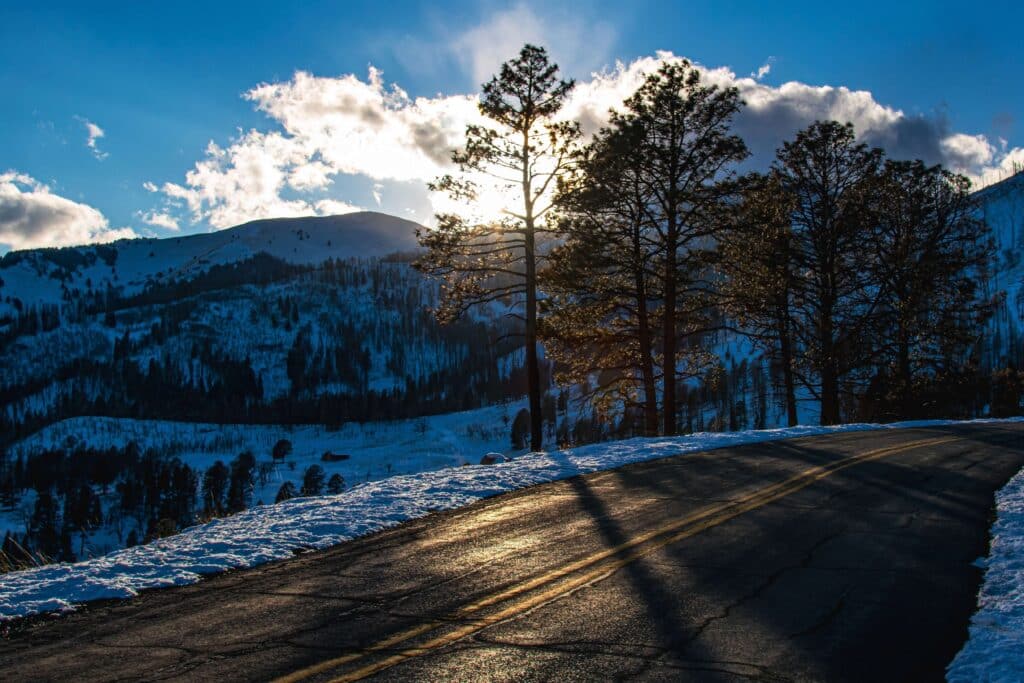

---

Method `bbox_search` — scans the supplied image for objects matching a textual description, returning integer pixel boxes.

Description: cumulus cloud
[565,52,1024,187]
[751,58,774,81]
[75,117,108,160]
[136,210,180,231]
[157,68,479,228]
[0,172,136,251]
[154,51,1023,231]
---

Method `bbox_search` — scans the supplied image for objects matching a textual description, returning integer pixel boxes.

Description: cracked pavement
[1,423,1023,682]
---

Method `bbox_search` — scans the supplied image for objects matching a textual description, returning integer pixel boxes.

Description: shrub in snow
[301,465,326,496]
[202,461,229,516]
[275,481,297,503]
[511,408,530,449]
[326,474,346,495]
[479,452,507,465]
[272,439,293,463]
[227,452,256,513]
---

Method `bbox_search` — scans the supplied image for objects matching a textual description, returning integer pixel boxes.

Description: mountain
[0,212,422,317]
[0,212,530,446]
[976,172,1024,367]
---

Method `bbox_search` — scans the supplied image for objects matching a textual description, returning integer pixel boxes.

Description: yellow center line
[276,435,959,683]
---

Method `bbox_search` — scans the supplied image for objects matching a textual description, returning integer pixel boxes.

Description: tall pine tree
[869,159,996,417]
[619,60,748,434]
[718,172,800,426]
[773,121,882,425]
[416,44,579,451]
[545,119,663,434]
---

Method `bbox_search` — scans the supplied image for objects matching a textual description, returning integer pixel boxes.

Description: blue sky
[2,0,1022,252]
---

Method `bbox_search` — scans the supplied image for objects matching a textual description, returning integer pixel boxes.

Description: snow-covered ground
[0,403,529,557]
[2,417,1019,621]
[947,465,1024,683]
[11,405,525,496]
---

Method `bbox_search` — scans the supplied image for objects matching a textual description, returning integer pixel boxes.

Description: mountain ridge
[0,211,424,315]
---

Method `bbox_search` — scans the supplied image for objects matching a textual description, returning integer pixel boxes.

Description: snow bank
[1,417,1019,621]
[947,465,1024,683]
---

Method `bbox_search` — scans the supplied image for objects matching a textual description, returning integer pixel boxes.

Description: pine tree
[416,44,579,451]
[869,159,997,417]
[275,481,298,503]
[300,465,325,496]
[326,473,346,495]
[545,119,663,434]
[718,173,800,425]
[202,460,229,516]
[773,121,882,424]
[227,451,256,513]
[627,60,748,434]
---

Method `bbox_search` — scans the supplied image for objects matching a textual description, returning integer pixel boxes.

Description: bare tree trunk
[777,310,799,427]
[524,228,543,451]
[663,220,678,436]
[636,272,659,436]
[898,324,912,418]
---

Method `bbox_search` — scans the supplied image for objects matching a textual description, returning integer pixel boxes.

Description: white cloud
[752,58,773,81]
[76,117,108,160]
[0,171,136,251]
[136,210,180,231]
[941,133,996,170]
[154,51,1024,231]
[565,52,1024,188]
[157,68,480,228]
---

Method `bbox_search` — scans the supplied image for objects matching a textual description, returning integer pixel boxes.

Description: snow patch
[947,464,1024,683]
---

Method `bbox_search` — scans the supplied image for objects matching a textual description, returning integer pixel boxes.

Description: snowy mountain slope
[0,401,531,561]
[0,210,531,454]
[977,172,1024,365]
[0,212,421,315]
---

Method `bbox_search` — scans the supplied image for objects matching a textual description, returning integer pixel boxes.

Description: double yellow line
[278,435,959,683]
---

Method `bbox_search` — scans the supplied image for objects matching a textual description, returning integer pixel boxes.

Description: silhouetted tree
[272,439,292,464]
[417,44,579,451]
[227,451,256,513]
[275,481,298,503]
[773,121,882,424]
[300,465,325,496]
[326,473,346,495]
[202,461,229,516]
[869,159,997,417]
[618,60,747,434]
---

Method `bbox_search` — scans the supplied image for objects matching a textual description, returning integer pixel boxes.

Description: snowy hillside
[0,214,531,450]
[977,172,1024,366]
[0,401,538,562]
[0,212,420,316]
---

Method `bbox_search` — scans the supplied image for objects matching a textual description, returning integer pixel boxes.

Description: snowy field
[10,404,526,499]
[948,466,1024,683]
[2,416,1021,622]
[0,403,527,556]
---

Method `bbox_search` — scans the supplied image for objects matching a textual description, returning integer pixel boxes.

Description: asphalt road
[2,423,1023,682]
